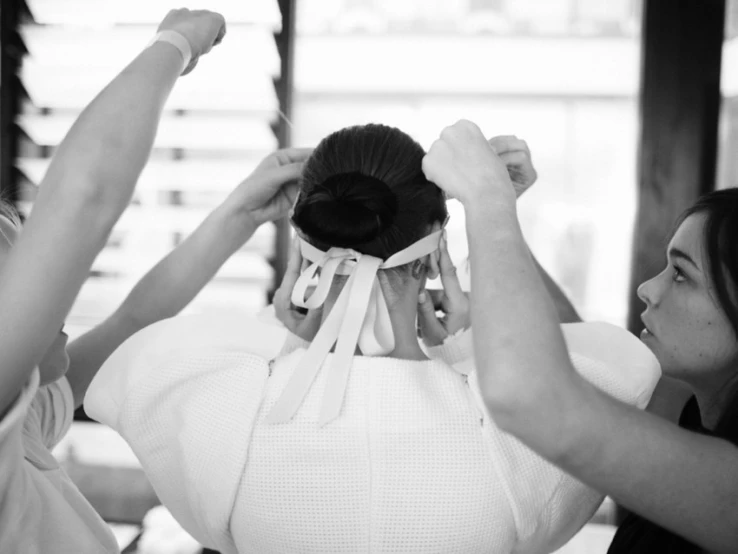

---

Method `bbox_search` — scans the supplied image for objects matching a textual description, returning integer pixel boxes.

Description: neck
[386,299,428,361]
[689,370,737,430]
[320,278,427,361]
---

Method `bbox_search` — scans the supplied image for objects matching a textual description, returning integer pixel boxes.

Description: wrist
[465,197,517,225]
[148,30,192,74]
[209,202,259,250]
[465,202,523,252]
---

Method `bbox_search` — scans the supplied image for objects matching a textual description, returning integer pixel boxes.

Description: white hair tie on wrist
[148,30,192,74]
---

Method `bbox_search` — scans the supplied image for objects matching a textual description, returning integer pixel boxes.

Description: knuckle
[457,119,477,132]
[439,127,452,140]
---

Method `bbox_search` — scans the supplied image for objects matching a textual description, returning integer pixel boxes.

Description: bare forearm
[531,254,581,323]
[67,206,255,406]
[117,205,255,327]
[465,204,578,456]
[562,384,738,553]
[0,43,184,415]
[40,43,182,212]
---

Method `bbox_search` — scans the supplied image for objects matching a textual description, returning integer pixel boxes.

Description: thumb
[417,290,448,347]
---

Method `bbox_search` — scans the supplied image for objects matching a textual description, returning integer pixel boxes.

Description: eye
[672,265,686,283]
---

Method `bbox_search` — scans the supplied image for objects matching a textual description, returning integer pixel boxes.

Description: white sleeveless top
[85,315,660,554]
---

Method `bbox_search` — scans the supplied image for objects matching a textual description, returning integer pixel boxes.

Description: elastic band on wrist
[148,30,192,74]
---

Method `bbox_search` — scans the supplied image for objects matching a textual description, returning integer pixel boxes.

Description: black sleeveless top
[607,397,705,554]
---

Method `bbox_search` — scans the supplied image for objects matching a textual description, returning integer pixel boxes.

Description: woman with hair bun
[85,124,660,554]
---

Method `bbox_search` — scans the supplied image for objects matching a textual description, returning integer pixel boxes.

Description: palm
[248,183,296,224]
[227,148,312,226]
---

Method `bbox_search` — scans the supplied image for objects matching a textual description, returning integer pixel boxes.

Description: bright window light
[18,114,279,151]
[26,0,281,29]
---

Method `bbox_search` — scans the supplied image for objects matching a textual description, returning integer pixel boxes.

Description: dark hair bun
[293,171,398,248]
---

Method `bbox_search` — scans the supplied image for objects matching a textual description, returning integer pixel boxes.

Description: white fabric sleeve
[84,314,285,425]
[28,377,74,450]
[0,368,39,452]
[84,314,283,553]
[0,370,40,542]
[474,321,660,554]
[424,328,473,367]
[515,322,660,553]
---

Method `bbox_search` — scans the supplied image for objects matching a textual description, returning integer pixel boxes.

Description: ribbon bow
[266,231,443,426]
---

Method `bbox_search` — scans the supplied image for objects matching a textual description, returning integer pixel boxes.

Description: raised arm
[0,9,226,417]
[489,135,581,324]
[67,148,311,407]
[422,120,738,554]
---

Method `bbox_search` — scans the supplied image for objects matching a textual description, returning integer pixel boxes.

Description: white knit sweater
[85,315,660,554]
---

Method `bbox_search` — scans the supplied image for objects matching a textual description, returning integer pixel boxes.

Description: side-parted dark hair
[292,124,447,265]
[676,188,738,444]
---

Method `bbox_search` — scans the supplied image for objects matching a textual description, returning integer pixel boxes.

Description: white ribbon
[266,231,443,426]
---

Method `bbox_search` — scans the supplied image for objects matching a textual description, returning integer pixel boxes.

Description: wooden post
[622,0,726,524]
[0,0,26,204]
[627,0,725,335]
[268,0,297,303]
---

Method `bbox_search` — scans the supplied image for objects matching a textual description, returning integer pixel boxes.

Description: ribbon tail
[266,287,349,424]
[318,258,382,426]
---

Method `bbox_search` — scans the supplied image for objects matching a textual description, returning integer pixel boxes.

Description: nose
[637,273,661,307]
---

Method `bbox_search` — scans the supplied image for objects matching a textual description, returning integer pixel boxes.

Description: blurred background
[0,0,735,551]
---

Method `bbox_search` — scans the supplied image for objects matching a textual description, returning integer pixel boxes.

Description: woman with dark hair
[86,123,659,553]
[423,119,738,554]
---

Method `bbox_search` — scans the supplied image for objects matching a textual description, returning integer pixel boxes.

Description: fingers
[425,289,446,310]
[498,150,535,180]
[438,235,465,305]
[281,181,299,207]
[423,120,512,206]
[298,306,324,341]
[214,19,227,46]
[490,137,536,196]
[275,147,314,165]
[498,150,529,166]
[237,161,303,204]
[264,161,305,186]
[417,290,448,347]
[488,135,530,156]
[440,119,486,141]
[283,234,303,289]
[273,236,302,316]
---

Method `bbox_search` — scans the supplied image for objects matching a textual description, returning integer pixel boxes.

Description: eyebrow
[668,247,701,272]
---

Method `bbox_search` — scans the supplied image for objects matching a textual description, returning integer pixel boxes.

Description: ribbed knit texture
[86,316,660,554]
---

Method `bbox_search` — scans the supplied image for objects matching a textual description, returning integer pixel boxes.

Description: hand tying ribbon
[266,230,443,426]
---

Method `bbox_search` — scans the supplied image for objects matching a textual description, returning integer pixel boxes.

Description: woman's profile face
[637,213,738,386]
[0,216,70,386]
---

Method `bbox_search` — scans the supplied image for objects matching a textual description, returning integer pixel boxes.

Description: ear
[426,221,443,279]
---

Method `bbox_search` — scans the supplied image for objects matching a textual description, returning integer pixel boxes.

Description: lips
[640,314,655,337]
